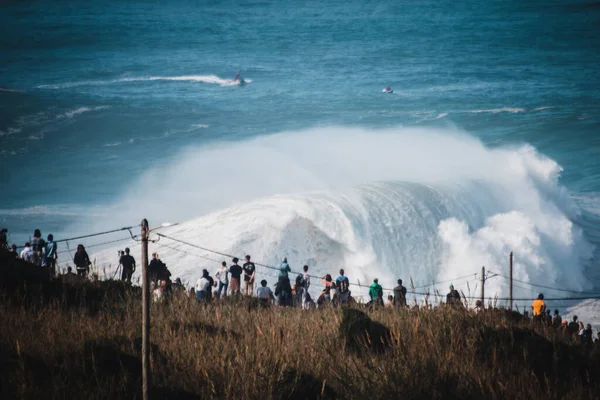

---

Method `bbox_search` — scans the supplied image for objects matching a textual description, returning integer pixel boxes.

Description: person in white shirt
[153,280,168,303]
[214,261,229,299]
[296,265,311,310]
[20,242,34,263]
[256,279,274,305]
[195,269,211,302]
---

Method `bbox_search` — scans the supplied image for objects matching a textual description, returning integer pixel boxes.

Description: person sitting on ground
[215,261,229,299]
[385,294,394,308]
[229,257,243,295]
[195,269,212,302]
[172,278,185,292]
[62,266,77,282]
[296,265,311,310]
[568,315,580,335]
[9,244,18,259]
[43,234,58,277]
[531,294,546,322]
[318,274,335,307]
[446,284,462,306]
[336,269,350,306]
[278,257,291,280]
[20,242,34,263]
[369,278,384,305]
[73,244,91,278]
[257,279,274,305]
[393,279,407,307]
[243,255,256,296]
[552,309,562,327]
[120,247,136,283]
[153,280,169,303]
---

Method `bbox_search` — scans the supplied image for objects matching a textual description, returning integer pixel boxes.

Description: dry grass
[1,274,599,399]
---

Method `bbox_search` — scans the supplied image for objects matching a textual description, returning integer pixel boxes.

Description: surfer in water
[234,73,244,84]
[383,86,393,93]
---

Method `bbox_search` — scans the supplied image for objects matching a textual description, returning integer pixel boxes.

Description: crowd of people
[159,255,413,311]
[2,227,599,345]
[2,228,59,277]
[530,293,599,345]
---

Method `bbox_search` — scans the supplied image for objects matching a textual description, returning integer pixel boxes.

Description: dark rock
[339,308,392,354]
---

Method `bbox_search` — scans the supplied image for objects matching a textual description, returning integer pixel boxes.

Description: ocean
[1,0,599,312]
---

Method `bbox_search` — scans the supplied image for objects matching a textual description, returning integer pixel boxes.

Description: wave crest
[89,127,595,298]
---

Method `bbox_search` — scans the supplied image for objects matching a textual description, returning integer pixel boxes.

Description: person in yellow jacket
[531,293,546,322]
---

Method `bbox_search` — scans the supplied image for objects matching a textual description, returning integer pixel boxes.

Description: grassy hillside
[1,254,599,399]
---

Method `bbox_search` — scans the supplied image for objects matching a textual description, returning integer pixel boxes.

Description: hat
[449,284,454,290]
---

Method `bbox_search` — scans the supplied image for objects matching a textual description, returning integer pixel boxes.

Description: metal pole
[480,266,485,310]
[141,219,150,400]
[509,252,513,311]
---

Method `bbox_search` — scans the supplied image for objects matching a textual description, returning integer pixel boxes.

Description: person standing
[119,247,136,283]
[552,310,562,327]
[31,229,44,266]
[73,244,91,278]
[336,269,350,306]
[278,257,291,280]
[43,234,58,277]
[275,276,292,307]
[531,294,546,322]
[393,279,407,307]
[20,242,34,263]
[243,255,256,296]
[369,278,383,305]
[215,261,229,298]
[296,265,311,310]
[0,228,8,250]
[195,269,211,302]
[229,257,243,295]
[446,285,462,306]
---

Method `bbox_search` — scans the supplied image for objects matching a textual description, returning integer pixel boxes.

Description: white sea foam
[533,106,555,111]
[37,75,251,89]
[470,107,525,114]
[436,113,448,119]
[0,127,21,137]
[58,105,109,119]
[88,127,595,303]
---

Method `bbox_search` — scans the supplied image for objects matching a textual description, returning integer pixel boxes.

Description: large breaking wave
[92,127,595,300]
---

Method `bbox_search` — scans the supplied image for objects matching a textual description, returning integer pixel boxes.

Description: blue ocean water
[1,0,599,295]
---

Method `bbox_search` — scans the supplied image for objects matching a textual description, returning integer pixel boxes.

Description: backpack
[295,274,306,290]
[337,276,349,294]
